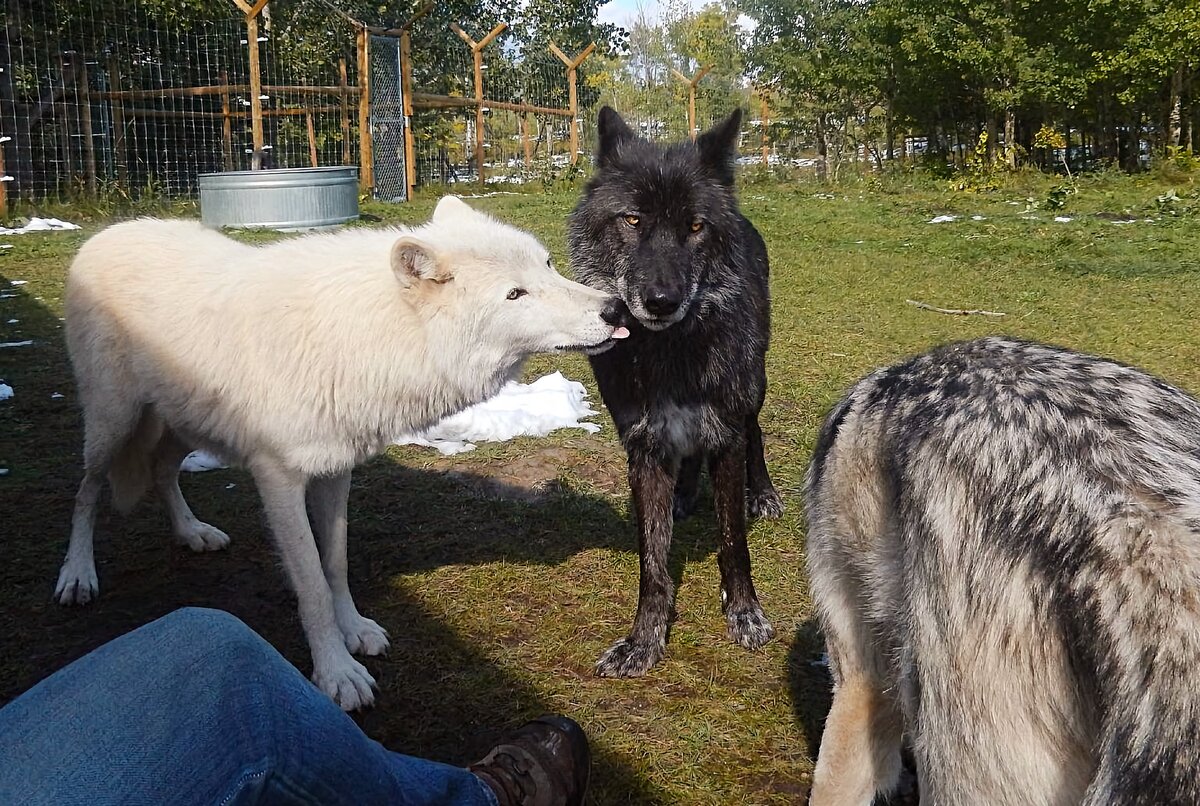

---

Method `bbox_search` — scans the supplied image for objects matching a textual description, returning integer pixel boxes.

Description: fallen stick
[906,299,1007,317]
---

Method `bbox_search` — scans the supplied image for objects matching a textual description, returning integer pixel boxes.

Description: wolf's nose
[600,297,628,326]
[644,288,681,317]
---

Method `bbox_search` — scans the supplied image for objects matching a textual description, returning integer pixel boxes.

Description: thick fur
[806,336,1200,805]
[57,197,624,710]
[568,107,783,677]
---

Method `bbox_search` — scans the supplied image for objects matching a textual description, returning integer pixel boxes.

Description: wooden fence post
[305,111,318,166]
[357,27,373,192]
[108,55,129,181]
[452,22,507,184]
[521,108,531,168]
[671,63,713,139]
[399,31,416,196]
[246,14,264,159]
[338,58,351,166]
[549,42,595,165]
[78,58,96,195]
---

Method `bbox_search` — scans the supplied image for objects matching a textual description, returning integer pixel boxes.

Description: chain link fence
[1,1,805,214]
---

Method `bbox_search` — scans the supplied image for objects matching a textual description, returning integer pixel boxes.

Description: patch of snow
[455,191,521,198]
[0,244,12,249]
[1054,216,1073,223]
[0,383,12,401]
[394,372,601,456]
[0,293,16,298]
[0,468,8,476]
[0,217,81,236]
[9,279,27,285]
[0,340,32,348]
[1021,215,1040,221]
[50,392,63,399]
[180,451,228,472]
[971,215,987,221]
[6,319,16,323]
[225,483,236,490]
[1111,219,1136,225]
[927,214,958,224]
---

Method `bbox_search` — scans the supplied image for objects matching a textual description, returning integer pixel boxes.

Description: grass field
[1,170,1198,803]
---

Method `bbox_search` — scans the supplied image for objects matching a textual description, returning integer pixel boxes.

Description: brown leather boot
[468,715,590,806]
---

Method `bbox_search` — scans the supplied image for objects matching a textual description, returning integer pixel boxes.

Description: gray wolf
[567,107,783,677]
[55,197,627,710]
[806,336,1200,805]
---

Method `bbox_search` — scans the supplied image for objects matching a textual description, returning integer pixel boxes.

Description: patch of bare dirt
[422,438,628,502]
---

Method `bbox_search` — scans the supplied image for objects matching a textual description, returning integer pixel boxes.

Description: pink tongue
[611,326,630,339]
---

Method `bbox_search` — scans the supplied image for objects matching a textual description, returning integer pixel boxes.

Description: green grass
[1,172,1199,803]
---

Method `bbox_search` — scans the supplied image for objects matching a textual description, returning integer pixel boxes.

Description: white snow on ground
[1054,216,1073,222]
[9,280,27,285]
[928,214,959,223]
[0,383,12,401]
[0,340,32,348]
[971,215,987,221]
[181,372,603,470]
[181,451,228,472]
[394,371,601,455]
[0,217,81,236]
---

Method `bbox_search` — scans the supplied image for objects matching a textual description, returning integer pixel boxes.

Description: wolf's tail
[107,411,163,514]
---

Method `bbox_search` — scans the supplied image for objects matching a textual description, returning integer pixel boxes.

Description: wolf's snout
[600,297,630,326]
[644,286,683,317]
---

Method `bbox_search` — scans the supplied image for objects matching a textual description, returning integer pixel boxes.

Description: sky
[596,0,757,33]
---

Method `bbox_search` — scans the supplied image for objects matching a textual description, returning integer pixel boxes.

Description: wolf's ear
[596,106,635,167]
[431,195,478,224]
[391,235,452,287]
[696,109,743,186]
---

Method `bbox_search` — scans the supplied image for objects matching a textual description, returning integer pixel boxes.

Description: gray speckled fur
[806,336,1200,805]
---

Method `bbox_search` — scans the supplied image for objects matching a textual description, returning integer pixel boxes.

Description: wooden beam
[0,144,7,219]
[671,63,714,139]
[410,93,569,118]
[357,28,372,191]
[230,0,252,14]
[107,55,128,182]
[306,111,318,167]
[550,42,596,164]
[400,30,416,198]
[760,92,769,167]
[246,0,269,20]
[339,58,351,165]
[401,1,434,31]
[78,58,96,195]
[220,70,234,171]
[246,14,265,156]
[453,23,508,184]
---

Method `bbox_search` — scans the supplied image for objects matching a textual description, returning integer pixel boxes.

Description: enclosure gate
[369,35,408,202]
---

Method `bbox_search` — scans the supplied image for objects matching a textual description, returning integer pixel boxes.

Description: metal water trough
[198,166,360,230]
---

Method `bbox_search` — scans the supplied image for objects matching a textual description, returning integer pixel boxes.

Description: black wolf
[806,336,1200,805]
[568,107,783,677]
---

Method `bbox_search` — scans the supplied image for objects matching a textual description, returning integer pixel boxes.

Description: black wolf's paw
[594,636,665,678]
[673,488,699,521]
[725,602,775,650]
[748,488,784,520]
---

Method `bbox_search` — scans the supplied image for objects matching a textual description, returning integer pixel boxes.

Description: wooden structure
[451,23,507,183]
[550,41,596,164]
[672,64,714,140]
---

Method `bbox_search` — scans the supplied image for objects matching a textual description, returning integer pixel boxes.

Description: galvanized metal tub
[198,166,359,230]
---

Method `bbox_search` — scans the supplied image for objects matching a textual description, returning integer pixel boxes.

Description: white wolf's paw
[748,488,784,520]
[313,654,377,711]
[340,614,390,657]
[725,602,775,650]
[594,635,665,678]
[176,521,230,552]
[54,561,99,605]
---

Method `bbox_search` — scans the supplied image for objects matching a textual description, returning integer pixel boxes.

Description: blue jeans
[0,608,497,805]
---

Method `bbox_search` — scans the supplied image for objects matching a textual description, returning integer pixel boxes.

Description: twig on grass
[906,299,1007,317]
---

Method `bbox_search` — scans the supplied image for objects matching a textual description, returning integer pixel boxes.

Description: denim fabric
[0,608,497,806]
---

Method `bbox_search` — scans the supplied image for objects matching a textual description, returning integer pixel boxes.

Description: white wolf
[56,197,627,710]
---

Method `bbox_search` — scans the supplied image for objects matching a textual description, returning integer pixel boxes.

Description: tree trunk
[986,115,998,162]
[1004,107,1017,167]
[815,112,829,182]
[885,97,895,162]
[1168,63,1184,148]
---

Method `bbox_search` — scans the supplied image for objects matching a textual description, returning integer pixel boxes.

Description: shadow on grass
[0,271,689,802]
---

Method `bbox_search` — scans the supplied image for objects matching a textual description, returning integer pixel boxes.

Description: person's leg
[0,608,496,806]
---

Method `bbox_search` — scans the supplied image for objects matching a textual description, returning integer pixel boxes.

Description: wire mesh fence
[1,1,802,214]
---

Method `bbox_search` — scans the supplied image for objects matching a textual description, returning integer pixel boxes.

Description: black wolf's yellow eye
[506,288,527,300]
[690,220,704,233]
[623,214,641,227]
